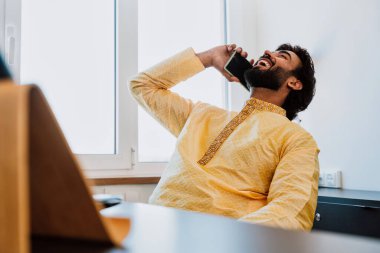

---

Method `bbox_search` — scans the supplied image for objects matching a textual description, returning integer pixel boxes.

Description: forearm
[196,50,214,68]
[239,191,318,231]
[128,48,205,137]
[239,135,320,231]
[129,48,205,94]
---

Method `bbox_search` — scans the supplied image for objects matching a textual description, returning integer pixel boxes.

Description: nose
[264,50,273,57]
[263,50,276,63]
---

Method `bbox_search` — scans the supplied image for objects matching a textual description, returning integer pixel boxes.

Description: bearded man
[129,44,319,231]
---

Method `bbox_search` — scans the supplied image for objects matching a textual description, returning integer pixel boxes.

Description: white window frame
[2,0,247,178]
[0,0,5,59]
[2,0,22,83]
[225,0,258,112]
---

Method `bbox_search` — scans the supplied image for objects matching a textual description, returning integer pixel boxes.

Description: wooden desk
[32,202,380,253]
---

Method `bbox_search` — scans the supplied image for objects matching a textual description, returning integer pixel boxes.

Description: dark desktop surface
[318,188,380,206]
[33,202,380,253]
[315,188,380,239]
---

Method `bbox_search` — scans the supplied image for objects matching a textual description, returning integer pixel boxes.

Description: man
[129,44,319,231]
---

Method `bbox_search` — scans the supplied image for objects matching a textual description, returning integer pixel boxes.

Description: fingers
[227,44,236,52]
[238,49,248,58]
[250,59,255,65]
[223,72,240,83]
[228,44,249,58]
[230,76,240,82]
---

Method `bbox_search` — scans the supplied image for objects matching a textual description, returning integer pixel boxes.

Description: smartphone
[224,50,253,91]
[0,55,11,80]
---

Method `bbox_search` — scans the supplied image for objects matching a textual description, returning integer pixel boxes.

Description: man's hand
[196,44,254,82]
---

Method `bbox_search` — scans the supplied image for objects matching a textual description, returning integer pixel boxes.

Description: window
[3,0,228,177]
[137,0,226,162]
[20,0,116,154]
[0,0,5,54]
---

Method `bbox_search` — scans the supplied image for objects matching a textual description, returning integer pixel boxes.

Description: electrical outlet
[319,173,326,186]
[319,170,342,188]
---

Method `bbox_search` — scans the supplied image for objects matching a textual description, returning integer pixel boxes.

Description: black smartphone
[224,50,253,91]
[0,55,11,80]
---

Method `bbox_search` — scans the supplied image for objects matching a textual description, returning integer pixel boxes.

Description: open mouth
[254,56,274,70]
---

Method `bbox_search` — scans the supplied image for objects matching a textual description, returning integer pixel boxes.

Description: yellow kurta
[129,48,320,231]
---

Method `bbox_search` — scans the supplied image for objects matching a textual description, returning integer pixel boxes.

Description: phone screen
[224,51,253,91]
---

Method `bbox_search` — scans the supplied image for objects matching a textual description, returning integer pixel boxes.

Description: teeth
[259,59,270,68]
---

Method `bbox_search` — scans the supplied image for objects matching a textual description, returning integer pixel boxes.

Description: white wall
[229,0,380,191]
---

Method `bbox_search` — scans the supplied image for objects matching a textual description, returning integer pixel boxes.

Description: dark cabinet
[313,188,380,239]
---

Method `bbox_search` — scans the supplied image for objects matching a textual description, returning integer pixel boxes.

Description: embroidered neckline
[245,97,286,117]
[197,97,286,166]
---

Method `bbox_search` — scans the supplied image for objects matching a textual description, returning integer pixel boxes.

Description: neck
[250,87,286,107]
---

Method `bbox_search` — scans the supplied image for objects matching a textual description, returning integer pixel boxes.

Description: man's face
[245,49,302,91]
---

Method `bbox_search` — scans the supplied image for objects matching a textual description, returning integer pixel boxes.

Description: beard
[244,66,291,91]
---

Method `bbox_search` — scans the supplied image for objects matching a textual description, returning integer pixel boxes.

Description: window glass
[20,0,115,154]
[138,0,225,162]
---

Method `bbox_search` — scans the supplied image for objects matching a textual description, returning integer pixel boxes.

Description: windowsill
[84,168,162,186]
[89,176,160,186]
[83,166,165,180]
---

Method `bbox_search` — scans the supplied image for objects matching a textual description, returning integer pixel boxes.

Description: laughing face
[245,49,302,91]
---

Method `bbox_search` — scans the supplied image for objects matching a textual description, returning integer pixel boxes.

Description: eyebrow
[278,50,292,60]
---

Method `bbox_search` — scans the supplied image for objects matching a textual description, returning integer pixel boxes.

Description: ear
[286,77,303,91]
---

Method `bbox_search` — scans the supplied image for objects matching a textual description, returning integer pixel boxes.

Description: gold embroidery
[197,98,286,166]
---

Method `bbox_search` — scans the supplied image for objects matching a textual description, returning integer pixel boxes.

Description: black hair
[277,44,316,120]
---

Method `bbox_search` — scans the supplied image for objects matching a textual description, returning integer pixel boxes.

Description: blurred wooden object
[0,81,30,253]
[0,82,130,253]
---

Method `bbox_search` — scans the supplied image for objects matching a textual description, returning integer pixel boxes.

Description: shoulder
[192,101,228,115]
[281,121,319,153]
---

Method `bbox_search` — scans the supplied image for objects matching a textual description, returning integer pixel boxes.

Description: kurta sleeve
[129,48,205,137]
[239,132,320,231]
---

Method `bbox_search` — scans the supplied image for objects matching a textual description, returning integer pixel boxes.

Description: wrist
[196,50,213,68]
